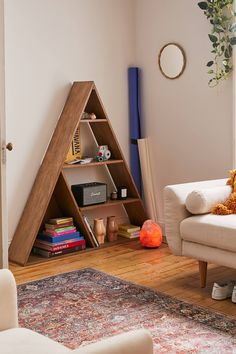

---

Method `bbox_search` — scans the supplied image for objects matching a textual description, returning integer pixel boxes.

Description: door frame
[0,0,8,268]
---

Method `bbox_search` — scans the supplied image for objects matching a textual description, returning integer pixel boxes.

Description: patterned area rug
[18,268,236,353]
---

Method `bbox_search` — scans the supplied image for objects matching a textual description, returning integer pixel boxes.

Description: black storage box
[71,182,107,207]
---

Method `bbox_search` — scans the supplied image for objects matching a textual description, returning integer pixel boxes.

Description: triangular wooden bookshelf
[9,81,147,266]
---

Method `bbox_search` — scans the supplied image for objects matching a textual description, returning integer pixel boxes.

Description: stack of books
[33,217,86,258]
[118,224,141,239]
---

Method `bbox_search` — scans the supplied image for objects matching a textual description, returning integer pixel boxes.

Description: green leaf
[209,34,218,42]
[198,2,208,10]
[214,26,224,33]
[229,23,236,32]
[230,37,236,45]
[225,47,232,58]
[206,61,214,67]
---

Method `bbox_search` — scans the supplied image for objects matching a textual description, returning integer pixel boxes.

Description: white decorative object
[138,138,158,221]
[185,186,231,215]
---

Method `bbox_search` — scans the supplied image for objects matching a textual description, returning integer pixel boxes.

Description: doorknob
[6,143,13,151]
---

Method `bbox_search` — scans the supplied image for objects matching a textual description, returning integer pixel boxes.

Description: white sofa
[0,269,153,354]
[164,178,236,287]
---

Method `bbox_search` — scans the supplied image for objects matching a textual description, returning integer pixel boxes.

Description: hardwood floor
[10,241,236,319]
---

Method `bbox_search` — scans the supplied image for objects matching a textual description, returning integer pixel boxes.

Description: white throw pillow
[186,185,232,214]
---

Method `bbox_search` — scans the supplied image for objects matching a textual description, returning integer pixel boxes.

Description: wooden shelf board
[79,197,140,211]
[26,237,136,265]
[80,119,107,123]
[63,159,123,169]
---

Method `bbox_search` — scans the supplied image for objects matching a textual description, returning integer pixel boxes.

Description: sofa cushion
[180,214,236,252]
[185,185,231,214]
[0,327,71,354]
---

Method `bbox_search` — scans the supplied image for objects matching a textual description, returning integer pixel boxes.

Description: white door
[0,0,8,269]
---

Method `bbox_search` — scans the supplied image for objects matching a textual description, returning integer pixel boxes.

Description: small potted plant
[198,0,236,86]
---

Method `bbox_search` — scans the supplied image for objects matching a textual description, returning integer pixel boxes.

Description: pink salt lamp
[140,220,162,248]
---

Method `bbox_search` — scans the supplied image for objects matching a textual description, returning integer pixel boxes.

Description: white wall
[4,0,234,241]
[135,0,233,223]
[4,0,135,241]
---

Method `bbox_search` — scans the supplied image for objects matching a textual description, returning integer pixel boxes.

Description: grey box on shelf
[71,182,107,207]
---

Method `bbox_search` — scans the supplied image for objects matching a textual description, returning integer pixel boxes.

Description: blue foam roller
[128,67,142,194]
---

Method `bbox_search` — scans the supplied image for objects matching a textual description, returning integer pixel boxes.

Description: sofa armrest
[0,269,18,331]
[72,329,153,354]
[164,178,227,255]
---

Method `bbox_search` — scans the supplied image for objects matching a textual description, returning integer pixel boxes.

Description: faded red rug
[18,268,236,353]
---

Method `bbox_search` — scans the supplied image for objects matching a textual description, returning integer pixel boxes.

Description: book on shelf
[45,223,74,231]
[43,228,76,236]
[34,238,85,252]
[118,224,140,233]
[48,217,73,225]
[65,157,93,165]
[33,242,86,258]
[83,215,99,247]
[37,231,82,243]
[118,230,140,239]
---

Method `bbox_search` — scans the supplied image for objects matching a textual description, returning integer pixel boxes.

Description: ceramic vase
[106,216,118,242]
[93,218,106,244]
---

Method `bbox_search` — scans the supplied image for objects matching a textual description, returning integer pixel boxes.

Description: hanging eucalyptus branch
[198,0,236,87]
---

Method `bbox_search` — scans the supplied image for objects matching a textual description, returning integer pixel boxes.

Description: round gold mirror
[158,43,186,79]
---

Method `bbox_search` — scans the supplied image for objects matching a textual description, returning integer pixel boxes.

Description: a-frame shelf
[9,81,147,266]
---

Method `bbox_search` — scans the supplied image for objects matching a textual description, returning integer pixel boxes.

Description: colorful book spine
[43,228,76,236]
[118,224,140,233]
[118,231,140,239]
[45,223,74,231]
[33,243,86,258]
[37,232,82,243]
[48,217,73,225]
[34,238,85,252]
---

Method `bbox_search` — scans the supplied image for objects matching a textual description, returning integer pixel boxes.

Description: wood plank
[80,119,107,123]
[26,236,133,265]
[79,197,140,211]
[63,159,123,169]
[10,243,236,318]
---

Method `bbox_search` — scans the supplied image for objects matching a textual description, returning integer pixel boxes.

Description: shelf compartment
[84,89,107,119]
[63,159,124,169]
[123,200,147,226]
[54,171,96,247]
[79,197,140,211]
[89,121,123,160]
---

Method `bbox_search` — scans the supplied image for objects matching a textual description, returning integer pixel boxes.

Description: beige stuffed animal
[212,169,236,215]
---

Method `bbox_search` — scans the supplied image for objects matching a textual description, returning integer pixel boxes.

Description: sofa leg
[198,261,207,288]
